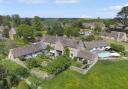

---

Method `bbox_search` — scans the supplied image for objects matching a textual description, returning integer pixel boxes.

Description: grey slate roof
[11,42,46,58]
[42,35,83,49]
[0,34,3,40]
[77,50,98,60]
[101,31,126,40]
[84,40,108,49]
[58,37,82,49]
[41,35,58,44]
[0,25,4,32]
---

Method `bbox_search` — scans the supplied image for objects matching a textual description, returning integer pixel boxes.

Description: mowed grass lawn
[42,60,128,89]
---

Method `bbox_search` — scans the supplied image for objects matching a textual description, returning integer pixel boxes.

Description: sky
[0,0,128,18]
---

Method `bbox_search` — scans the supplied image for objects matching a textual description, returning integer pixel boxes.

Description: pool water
[98,51,111,58]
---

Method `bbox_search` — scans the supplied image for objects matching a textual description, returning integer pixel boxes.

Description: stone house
[0,25,4,33]
[9,27,16,40]
[79,29,93,36]
[41,35,98,63]
[77,50,98,64]
[84,40,109,51]
[8,42,46,60]
[41,35,58,48]
[54,37,84,58]
[82,22,106,30]
[101,31,127,42]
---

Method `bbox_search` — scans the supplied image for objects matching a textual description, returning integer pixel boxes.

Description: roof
[101,31,126,40]
[9,27,16,35]
[0,25,4,32]
[41,35,58,44]
[82,23,95,28]
[0,34,3,40]
[42,35,83,49]
[11,42,46,58]
[77,50,98,60]
[58,37,82,49]
[84,40,108,49]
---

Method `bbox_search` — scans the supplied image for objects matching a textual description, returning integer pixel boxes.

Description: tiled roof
[77,50,98,60]
[11,42,46,58]
[84,40,108,49]
[101,31,126,40]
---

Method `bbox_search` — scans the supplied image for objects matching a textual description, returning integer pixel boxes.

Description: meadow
[42,60,128,89]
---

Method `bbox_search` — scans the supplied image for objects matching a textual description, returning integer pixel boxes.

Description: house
[55,37,84,58]
[79,29,92,36]
[77,50,98,64]
[8,42,46,60]
[41,35,58,48]
[84,40,109,51]
[82,22,106,30]
[101,31,127,42]
[41,35,85,58]
[82,23,95,29]
[9,27,16,40]
[0,34,3,40]
[0,25,4,33]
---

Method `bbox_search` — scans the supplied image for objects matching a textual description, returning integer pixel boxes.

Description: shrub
[26,59,39,69]
[43,56,71,74]
[110,43,125,52]
[85,35,95,41]
[17,81,29,89]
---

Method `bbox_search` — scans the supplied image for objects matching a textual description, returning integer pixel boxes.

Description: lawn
[41,60,128,89]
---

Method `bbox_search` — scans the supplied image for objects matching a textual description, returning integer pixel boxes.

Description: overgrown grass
[42,60,128,89]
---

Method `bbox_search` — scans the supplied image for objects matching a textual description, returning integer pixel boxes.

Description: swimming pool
[98,51,111,58]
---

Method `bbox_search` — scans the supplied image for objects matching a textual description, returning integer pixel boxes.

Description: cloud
[80,15,92,18]
[55,0,80,4]
[18,0,47,4]
[0,0,47,4]
[103,3,128,11]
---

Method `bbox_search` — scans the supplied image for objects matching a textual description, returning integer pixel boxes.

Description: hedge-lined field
[42,60,128,89]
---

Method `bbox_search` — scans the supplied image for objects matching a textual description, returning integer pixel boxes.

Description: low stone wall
[30,68,55,80]
[70,66,87,74]
[70,59,98,74]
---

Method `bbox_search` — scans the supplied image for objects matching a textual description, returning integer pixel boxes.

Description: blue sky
[0,0,128,18]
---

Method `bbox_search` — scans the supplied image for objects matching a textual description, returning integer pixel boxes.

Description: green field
[42,60,128,89]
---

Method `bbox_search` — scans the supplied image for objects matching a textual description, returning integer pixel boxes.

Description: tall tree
[2,28,9,38]
[116,6,128,26]
[21,18,31,26]
[2,15,11,28]
[0,15,3,25]
[12,14,21,27]
[16,24,35,42]
[32,16,42,31]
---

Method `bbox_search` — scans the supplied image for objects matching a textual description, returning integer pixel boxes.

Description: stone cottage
[8,42,46,60]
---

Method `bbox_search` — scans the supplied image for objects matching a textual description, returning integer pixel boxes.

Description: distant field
[42,60,128,89]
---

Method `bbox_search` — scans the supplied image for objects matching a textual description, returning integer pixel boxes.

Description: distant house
[84,40,109,51]
[79,29,92,36]
[101,31,127,42]
[0,34,3,40]
[82,23,95,29]
[77,50,98,64]
[9,27,16,40]
[82,22,106,30]
[0,25,4,33]
[8,42,46,60]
